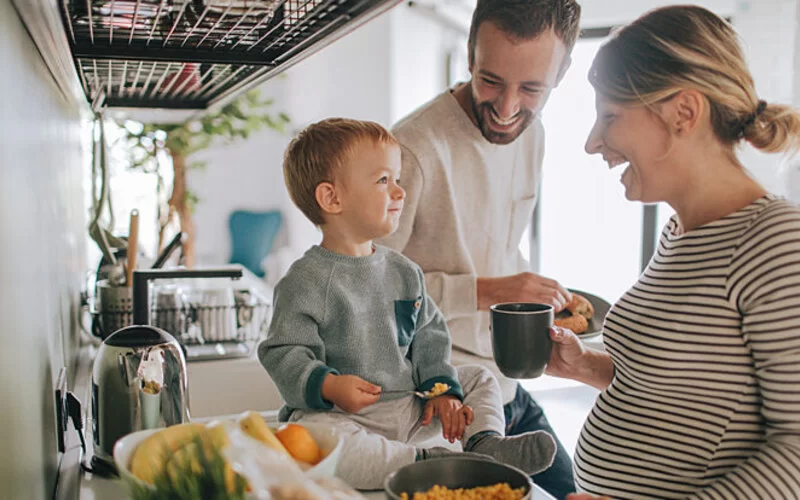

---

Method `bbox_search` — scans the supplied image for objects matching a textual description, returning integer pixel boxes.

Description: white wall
[582,0,800,199]
[1,1,88,497]
[190,0,800,271]
[191,77,293,267]
[735,0,800,195]
[191,12,397,269]
[390,3,454,123]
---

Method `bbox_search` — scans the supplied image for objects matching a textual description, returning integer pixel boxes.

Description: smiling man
[378,1,581,498]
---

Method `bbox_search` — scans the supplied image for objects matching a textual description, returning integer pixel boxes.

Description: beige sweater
[378,90,545,404]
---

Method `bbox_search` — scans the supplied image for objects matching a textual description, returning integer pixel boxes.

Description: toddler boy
[258,118,555,489]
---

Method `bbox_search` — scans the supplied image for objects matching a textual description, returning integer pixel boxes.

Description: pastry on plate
[566,293,594,319]
[554,313,589,334]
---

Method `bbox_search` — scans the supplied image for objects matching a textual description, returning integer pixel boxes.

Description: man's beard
[471,97,534,145]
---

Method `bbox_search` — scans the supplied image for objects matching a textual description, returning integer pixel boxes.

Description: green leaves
[122,88,290,166]
[114,88,289,251]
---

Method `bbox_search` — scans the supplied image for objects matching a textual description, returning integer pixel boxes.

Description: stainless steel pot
[384,456,533,500]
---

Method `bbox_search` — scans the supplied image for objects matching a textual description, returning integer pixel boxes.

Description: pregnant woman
[552,5,800,499]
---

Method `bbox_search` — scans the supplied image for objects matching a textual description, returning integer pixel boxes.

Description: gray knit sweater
[258,245,462,419]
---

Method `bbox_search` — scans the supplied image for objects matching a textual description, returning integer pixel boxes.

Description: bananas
[128,412,297,489]
[237,410,291,456]
[130,420,244,493]
[129,422,207,485]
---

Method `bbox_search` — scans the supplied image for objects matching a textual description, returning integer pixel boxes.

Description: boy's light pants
[289,365,506,490]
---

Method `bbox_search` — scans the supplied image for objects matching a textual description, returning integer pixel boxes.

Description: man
[378,0,582,498]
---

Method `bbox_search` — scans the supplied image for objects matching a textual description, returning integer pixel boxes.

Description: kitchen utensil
[91,266,243,474]
[95,279,133,339]
[125,209,139,287]
[382,389,448,400]
[89,221,117,266]
[151,232,186,269]
[89,226,127,287]
[384,456,533,500]
[490,303,553,379]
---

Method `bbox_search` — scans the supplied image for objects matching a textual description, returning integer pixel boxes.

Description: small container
[95,279,134,339]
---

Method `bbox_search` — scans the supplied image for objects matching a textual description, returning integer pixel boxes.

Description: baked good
[554,293,594,334]
[566,293,594,319]
[554,313,589,334]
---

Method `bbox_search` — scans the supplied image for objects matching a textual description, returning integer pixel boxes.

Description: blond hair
[283,118,398,226]
[589,5,800,153]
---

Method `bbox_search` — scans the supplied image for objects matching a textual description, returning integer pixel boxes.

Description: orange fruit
[274,424,321,465]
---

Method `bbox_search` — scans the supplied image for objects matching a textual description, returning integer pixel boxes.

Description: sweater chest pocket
[394,297,422,346]
[508,193,537,250]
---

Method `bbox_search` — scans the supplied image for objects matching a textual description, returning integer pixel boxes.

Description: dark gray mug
[490,303,553,379]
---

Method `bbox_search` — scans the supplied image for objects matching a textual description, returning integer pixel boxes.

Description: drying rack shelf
[60,0,402,109]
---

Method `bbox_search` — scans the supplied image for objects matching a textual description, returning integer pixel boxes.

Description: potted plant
[122,90,290,267]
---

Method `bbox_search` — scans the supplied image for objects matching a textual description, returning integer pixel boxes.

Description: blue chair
[228,210,283,278]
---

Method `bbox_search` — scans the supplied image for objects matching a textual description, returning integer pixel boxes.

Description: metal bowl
[384,456,533,499]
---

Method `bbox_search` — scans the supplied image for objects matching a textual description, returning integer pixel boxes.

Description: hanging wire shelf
[60,0,402,108]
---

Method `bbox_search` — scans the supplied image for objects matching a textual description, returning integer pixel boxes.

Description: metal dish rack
[90,288,271,360]
[58,0,403,108]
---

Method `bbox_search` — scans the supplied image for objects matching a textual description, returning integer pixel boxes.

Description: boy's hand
[421,396,473,443]
[321,374,381,413]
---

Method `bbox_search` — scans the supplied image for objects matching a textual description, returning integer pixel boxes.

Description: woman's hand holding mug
[545,326,588,380]
[546,326,616,391]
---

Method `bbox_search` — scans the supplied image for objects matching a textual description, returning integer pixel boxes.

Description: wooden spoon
[125,209,139,287]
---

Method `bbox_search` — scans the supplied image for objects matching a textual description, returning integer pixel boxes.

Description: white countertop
[67,339,563,500]
[79,466,553,500]
[77,408,555,499]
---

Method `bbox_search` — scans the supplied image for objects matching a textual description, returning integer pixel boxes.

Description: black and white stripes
[574,195,800,499]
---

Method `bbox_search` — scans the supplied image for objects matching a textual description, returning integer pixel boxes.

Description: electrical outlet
[55,367,67,453]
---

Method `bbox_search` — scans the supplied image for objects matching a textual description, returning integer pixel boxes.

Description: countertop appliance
[90,266,243,474]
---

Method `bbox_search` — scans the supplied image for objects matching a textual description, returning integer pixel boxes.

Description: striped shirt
[574,195,800,499]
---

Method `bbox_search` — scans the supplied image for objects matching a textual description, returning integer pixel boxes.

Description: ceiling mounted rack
[60,0,402,109]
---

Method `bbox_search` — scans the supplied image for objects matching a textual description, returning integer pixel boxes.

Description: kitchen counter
[81,474,553,500]
[79,464,554,500]
[77,405,555,499]
[79,419,555,499]
[62,346,552,500]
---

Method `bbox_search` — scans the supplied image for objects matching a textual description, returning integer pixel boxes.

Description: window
[85,119,169,268]
[531,35,669,303]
